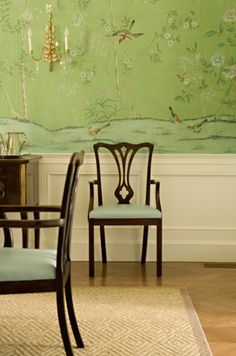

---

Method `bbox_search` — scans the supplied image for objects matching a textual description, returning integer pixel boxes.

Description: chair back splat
[88,142,162,278]
[94,142,153,205]
[0,152,84,356]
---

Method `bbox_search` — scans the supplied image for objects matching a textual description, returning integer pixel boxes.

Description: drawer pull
[0,182,5,199]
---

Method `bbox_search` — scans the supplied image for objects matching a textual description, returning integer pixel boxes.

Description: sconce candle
[64,27,69,53]
[28,28,32,52]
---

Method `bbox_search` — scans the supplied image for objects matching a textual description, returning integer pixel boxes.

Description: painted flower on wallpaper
[191,21,198,29]
[81,97,90,108]
[185,16,198,29]
[72,14,85,27]
[99,88,107,97]
[183,19,198,30]
[223,9,236,22]
[58,48,81,74]
[45,4,53,13]
[70,48,79,57]
[80,68,95,84]
[223,64,236,79]
[22,10,33,22]
[58,83,80,97]
[101,18,115,36]
[165,10,198,32]
[164,32,172,40]
[104,25,112,34]
[159,10,180,46]
[123,56,134,71]
[150,43,162,63]
[199,90,215,102]
[175,21,236,129]
[211,53,225,66]
[148,9,198,64]
[183,22,190,29]
[66,56,73,64]
[161,32,179,46]
[167,39,174,47]
[89,34,108,57]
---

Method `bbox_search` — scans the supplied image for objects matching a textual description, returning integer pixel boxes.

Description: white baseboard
[68,226,236,262]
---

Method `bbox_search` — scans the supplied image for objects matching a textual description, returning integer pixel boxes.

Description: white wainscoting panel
[35,153,236,262]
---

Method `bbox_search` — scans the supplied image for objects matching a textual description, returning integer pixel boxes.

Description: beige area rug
[0,287,212,356]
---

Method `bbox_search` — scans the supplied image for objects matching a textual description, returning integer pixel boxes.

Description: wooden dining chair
[88,142,162,277]
[0,152,84,356]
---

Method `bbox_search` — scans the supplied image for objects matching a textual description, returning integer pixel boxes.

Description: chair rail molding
[25,153,236,262]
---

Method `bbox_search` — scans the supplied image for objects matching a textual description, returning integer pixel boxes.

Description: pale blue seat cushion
[0,248,57,282]
[89,204,161,219]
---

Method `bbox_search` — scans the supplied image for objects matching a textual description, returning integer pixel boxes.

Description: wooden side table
[0,155,41,248]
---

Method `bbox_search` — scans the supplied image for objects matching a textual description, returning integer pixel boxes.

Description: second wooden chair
[88,142,162,277]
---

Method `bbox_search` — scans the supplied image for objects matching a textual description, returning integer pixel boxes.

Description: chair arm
[0,205,61,213]
[150,179,162,212]
[0,205,62,248]
[88,180,98,216]
[0,218,64,229]
[1,215,63,251]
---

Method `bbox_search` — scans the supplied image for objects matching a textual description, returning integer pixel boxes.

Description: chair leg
[65,276,84,348]
[56,286,74,356]
[141,225,149,263]
[100,226,107,263]
[33,211,40,248]
[156,222,162,277]
[21,211,28,248]
[89,223,95,277]
[0,211,14,247]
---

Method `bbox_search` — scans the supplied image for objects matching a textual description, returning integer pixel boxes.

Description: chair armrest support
[150,179,162,212]
[88,180,98,216]
[0,211,13,247]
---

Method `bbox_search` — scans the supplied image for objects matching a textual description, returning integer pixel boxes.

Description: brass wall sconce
[28,8,69,72]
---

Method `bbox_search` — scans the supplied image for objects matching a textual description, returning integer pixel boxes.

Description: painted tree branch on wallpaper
[0,0,32,121]
[0,0,235,153]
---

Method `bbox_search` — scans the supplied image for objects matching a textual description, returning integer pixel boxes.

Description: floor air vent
[204,262,236,269]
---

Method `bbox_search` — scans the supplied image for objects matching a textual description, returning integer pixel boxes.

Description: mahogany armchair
[88,142,162,277]
[0,152,84,356]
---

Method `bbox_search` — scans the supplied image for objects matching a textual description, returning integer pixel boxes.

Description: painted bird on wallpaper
[169,106,182,123]
[177,73,188,83]
[87,122,110,138]
[187,118,208,133]
[111,19,144,43]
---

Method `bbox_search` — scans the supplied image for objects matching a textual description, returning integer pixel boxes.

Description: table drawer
[0,165,20,204]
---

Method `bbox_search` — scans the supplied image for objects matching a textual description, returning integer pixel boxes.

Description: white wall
[35,153,236,262]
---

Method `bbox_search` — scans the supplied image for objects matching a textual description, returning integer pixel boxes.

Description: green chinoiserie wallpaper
[0,0,236,153]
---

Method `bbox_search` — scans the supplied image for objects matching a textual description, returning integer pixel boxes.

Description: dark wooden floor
[72,261,236,356]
